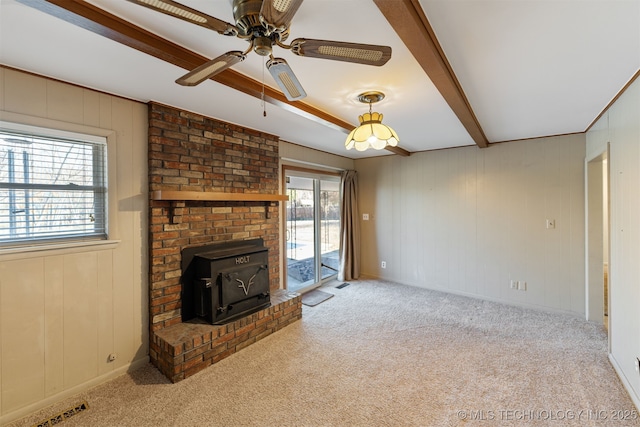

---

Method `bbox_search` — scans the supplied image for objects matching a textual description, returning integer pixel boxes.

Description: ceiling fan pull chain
[262,56,267,117]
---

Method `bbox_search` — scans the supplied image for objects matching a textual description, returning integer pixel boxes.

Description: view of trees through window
[0,128,107,245]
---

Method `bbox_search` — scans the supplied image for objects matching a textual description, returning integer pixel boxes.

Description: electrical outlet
[510,280,518,289]
[518,281,527,291]
[363,213,369,221]
[381,261,386,269]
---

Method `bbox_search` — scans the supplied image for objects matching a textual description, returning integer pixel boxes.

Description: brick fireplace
[148,102,301,382]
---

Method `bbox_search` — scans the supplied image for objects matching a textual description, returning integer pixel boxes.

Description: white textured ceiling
[1,0,638,159]
[421,0,640,143]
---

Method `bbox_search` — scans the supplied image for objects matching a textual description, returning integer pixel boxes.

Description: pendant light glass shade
[345,112,399,151]
[345,91,399,151]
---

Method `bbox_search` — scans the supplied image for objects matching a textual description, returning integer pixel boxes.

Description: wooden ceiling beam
[16,0,355,134]
[384,145,411,156]
[374,0,489,148]
[18,0,412,156]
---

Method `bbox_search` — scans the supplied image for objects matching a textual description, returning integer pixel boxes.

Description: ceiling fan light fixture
[127,0,392,101]
[266,57,307,101]
[253,36,273,56]
[345,91,399,151]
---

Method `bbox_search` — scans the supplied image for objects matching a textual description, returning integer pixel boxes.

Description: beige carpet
[10,279,639,427]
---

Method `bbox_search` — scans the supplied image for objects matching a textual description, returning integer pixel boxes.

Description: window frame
[0,119,111,250]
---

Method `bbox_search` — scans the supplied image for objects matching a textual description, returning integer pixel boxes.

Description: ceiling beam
[14,0,351,132]
[384,145,411,156]
[374,0,489,148]
[17,0,411,156]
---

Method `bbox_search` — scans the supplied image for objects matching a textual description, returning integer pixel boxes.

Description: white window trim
[0,112,120,254]
[0,120,108,145]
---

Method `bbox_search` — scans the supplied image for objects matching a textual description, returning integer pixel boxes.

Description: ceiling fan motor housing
[233,0,264,36]
[125,0,392,102]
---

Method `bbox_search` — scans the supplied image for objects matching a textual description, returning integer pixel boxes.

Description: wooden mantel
[151,190,288,223]
[151,190,288,202]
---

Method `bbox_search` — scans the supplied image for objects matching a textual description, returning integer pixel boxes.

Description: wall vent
[33,401,89,427]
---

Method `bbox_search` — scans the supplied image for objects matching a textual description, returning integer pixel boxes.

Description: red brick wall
[152,290,301,382]
[148,102,281,333]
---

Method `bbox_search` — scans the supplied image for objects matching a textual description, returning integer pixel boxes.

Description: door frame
[585,144,610,342]
[281,165,341,292]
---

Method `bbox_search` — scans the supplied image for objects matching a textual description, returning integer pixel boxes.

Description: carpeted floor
[9,279,639,426]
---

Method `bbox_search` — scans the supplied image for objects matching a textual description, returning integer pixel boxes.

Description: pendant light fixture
[345,91,399,151]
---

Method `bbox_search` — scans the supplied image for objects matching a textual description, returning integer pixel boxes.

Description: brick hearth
[152,290,300,382]
[147,102,301,382]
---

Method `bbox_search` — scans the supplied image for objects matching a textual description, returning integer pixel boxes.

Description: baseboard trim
[609,354,640,412]
[361,274,585,318]
[0,356,150,426]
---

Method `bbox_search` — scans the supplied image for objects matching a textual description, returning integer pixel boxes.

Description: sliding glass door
[285,169,340,293]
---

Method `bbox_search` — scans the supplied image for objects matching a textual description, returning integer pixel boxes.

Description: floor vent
[33,401,89,427]
[336,283,350,289]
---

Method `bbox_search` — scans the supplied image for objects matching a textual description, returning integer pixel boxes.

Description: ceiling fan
[125,0,392,101]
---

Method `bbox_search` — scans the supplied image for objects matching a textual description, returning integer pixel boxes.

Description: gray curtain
[338,170,360,281]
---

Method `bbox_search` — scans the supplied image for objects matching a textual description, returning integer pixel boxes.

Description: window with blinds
[0,125,107,247]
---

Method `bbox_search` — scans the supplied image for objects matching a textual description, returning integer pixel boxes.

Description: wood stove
[181,238,271,325]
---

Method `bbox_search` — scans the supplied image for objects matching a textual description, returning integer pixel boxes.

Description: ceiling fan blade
[290,39,391,66]
[125,0,237,36]
[176,51,246,86]
[266,58,307,101]
[260,0,304,32]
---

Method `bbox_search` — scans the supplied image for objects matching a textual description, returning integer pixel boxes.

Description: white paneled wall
[356,134,586,315]
[588,77,640,409]
[0,68,149,424]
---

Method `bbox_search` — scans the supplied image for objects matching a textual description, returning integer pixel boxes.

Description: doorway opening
[283,167,341,293]
[586,149,610,334]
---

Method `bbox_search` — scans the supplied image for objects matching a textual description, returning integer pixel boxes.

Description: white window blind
[0,125,107,247]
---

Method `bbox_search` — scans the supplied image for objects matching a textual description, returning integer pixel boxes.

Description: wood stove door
[219,263,268,306]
